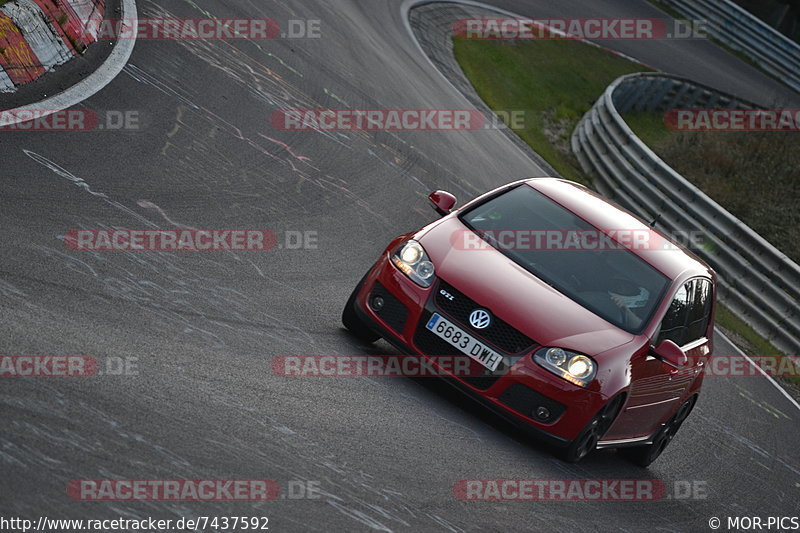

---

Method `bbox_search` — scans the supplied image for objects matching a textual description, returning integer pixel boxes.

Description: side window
[685,278,713,343]
[656,283,690,346]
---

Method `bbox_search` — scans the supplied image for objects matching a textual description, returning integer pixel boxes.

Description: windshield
[459,184,670,333]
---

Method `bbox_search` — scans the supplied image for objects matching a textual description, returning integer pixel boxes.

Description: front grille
[413,309,519,390]
[369,282,408,335]
[435,280,535,354]
[498,383,567,424]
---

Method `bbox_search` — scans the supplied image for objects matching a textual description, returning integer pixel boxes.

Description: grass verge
[715,305,799,387]
[452,37,652,185]
[623,112,800,265]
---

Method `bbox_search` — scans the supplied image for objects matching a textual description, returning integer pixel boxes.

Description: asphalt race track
[1,0,798,531]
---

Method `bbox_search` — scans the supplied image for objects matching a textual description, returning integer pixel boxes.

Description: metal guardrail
[661,0,800,94]
[572,72,800,354]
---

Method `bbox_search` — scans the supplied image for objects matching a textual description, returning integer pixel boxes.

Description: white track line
[0,0,137,127]
[715,327,800,412]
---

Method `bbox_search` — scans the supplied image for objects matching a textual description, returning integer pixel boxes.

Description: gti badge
[469,309,491,329]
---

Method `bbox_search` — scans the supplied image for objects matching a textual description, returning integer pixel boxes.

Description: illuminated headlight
[392,240,435,287]
[534,347,597,387]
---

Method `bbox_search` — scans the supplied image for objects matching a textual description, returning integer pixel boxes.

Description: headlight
[534,347,597,387]
[392,240,435,287]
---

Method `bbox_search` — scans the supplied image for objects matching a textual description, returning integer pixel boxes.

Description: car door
[615,278,712,439]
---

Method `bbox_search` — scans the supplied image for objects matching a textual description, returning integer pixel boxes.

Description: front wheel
[620,395,697,467]
[342,273,380,343]
[560,394,624,463]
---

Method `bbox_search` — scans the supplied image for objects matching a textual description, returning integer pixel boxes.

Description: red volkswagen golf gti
[343,178,715,465]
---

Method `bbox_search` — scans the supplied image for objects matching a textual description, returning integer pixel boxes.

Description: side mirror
[651,340,688,368]
[428,190,457,216]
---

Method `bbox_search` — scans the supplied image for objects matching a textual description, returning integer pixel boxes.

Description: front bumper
[353,252,607,445]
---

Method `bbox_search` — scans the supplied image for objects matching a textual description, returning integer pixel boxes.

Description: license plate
[425,313,503,372]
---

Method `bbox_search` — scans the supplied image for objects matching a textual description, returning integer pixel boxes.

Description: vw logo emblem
[469,309,491,329]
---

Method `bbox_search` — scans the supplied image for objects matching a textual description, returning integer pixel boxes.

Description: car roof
[524,178,714,281]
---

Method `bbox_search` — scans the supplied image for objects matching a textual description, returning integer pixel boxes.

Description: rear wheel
[342,272,380,343]
[620,395,697,467]
[561,394,624,463]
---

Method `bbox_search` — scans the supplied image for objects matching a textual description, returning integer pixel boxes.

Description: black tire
[561,394,625,463]
[620,395,697,467]
[342,272,380,343]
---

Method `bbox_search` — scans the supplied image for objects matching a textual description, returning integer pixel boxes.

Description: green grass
[714,305,799,386]
[622,111,672,146]
[623,111,800,265]
[452,37,652,185]
[715,305,781,357]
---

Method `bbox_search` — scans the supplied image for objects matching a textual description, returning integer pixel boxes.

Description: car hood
[418,217,635,357]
